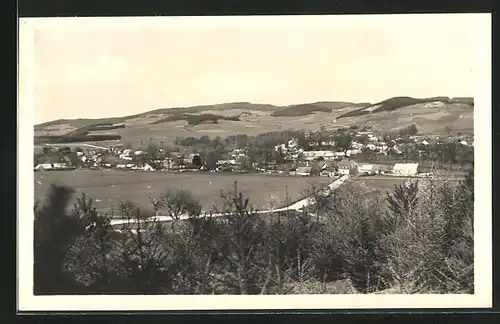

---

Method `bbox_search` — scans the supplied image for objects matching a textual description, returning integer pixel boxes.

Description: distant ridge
[35,96,473,129]
[271,102,369,117]
[35,102,279,129]
[337,96,473,119]
[151,113,241,126]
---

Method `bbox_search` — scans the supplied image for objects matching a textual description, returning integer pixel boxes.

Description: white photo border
[17,13,492,311]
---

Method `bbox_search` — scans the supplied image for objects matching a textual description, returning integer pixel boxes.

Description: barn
[392,163,419,176]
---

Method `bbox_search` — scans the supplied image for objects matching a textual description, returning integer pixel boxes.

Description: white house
[288,138,299,148]
[217,159,237,166]
[346,149,362,156]
[351,141,363,149]
[274,144,286,151]
[333,151,347,159]
[35,163,52,171]
[52,162,67,169]
[302,151,336,161]
[142,163,155,171]
[337,159,359,175]
[358,164,375,175]
[393,163,419,176]
[365,144,376,150]
[295,166,312,176]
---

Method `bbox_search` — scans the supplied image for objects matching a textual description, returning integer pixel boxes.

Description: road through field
[109,175,350,226]
[35,170,334,212]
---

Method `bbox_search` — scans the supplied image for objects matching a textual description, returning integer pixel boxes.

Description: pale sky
[26,15,487,124]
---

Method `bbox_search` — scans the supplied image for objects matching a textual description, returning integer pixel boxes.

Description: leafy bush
[34,172,474,294]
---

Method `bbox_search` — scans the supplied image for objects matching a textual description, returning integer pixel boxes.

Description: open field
[34,170,333,214]
[354,174,465,194]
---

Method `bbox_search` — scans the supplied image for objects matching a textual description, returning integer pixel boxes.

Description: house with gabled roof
[337,158,359,175]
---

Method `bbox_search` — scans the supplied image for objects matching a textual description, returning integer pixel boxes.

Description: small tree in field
[212,182,271,294]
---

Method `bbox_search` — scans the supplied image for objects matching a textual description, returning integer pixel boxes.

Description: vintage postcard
[18,14,491,311]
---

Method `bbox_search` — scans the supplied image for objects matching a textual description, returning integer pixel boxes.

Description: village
[34,125,474,179]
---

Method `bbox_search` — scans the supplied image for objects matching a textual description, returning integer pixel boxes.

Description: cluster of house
[275,131,474,162]
[291,159,422,178]
[35,145,220,173]
[34,128,472,176]
[34,145,156,172]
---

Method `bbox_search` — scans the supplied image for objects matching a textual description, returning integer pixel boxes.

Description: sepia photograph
[18,14,491,311]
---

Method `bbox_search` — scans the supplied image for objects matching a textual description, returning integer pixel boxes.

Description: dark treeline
[88,124,126,131]
[152,114,241,126]
[34,170,474,295]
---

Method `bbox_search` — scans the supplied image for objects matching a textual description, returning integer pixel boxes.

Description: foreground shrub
[377,172,474,293]
[35,172,474,294]
[34,185,85,294]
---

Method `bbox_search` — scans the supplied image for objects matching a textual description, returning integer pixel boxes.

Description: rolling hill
[338,96,473,119]
[151,113,241,126]
[34,97,474,146]
[271,102,368,117]
[35,102,279,130]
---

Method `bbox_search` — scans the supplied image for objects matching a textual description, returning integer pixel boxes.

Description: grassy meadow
[353,174,465,196]
[34,169,333,214]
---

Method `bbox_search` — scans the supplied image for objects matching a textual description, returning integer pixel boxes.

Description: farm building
[34,163,53,171]
[358,164,376,175]
[333,151,347,159]
[358,163,393,175]
[346,149,362,157]
[392,163,419,176]
[287,138,299,148]
[142,163,155,171]
[373,164,393,174]
[295,166,313,176]
[217,159,237,166]
[302,151,337,161]
[318,160,337,175]
[337,159,359,175]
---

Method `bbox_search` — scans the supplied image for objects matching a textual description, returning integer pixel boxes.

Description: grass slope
[271,102,361,117]
[338,96,473,119]
[35,102,279,130]
[151,113,241,125]
[34,96,474,145]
